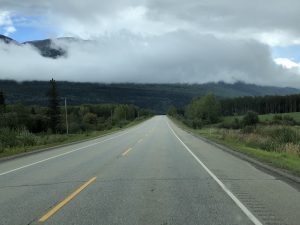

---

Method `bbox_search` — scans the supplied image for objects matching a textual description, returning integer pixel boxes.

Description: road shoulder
[0,117,151,163]
[168,117,300,185]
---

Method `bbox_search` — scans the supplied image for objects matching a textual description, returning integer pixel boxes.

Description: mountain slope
[0,80,299,113]
[0,34,18,44]
[0,34,66,58]
[23,39,66,58]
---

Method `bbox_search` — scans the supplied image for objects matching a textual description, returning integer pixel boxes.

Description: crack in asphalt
[0,177,277,189]
[0,180,86,189]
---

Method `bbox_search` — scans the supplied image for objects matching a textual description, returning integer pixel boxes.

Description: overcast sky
[0,0,300,86]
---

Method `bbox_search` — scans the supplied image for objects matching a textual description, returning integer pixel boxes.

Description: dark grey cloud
[1,0,299,43]
[146,0,300,35]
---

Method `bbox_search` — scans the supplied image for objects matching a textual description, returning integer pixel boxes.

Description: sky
[0,0,300,87]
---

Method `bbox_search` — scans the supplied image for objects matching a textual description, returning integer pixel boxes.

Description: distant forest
[0,80,299,113]
[221,95,300,116]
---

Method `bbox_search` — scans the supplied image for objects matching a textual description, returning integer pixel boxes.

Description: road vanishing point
[0,116,299,225]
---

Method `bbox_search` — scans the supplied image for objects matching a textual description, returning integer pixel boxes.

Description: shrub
[270,127,299,144]
[17,129,37,147]
[282,143,300,156]
[242,133,275,151]
[116,120,128,128]
[271,114,296,125]
[272,114,283,121]
[0,127,18,150]
[241,125,255,134]
[282,115,296,125]
[192,119,202,129]
[219,117,241,129]
[68,122,82,133]
[82,112,98,130]
[83,113,98,124]
[242,111,259,126]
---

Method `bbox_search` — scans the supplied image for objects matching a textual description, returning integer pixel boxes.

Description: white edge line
[0,131,130,176]
[166,121,263,225]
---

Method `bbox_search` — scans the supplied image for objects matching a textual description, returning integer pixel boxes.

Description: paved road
[0,116,299,225]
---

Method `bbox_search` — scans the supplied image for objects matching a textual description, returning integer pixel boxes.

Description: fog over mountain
[0,1,300,86]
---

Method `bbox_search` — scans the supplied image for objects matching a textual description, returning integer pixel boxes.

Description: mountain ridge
[0,79,299,113]
[0,34,69,58]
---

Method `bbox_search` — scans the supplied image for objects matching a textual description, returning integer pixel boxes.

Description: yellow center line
[39,176,97,222]
[122,147,132,156]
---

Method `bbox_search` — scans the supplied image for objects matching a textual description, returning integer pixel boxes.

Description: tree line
[2,79,299,114]
[220,94,300,116]
[0,79,153,135]
[167,92,300,129]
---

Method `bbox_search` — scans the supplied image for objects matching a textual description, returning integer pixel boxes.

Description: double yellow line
[39,136,147,222]
[122,147,132,156]
[121,138,143,157]
[39,176,97,222]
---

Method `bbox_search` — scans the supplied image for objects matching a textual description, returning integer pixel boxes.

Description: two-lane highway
[0,116,299,225]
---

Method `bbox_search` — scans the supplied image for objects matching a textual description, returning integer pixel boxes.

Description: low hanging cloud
[1,1,300,86]
[1,31,299,87]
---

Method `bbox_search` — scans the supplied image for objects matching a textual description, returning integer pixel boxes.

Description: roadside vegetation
[168,93,300,176]
[0,79,153,158]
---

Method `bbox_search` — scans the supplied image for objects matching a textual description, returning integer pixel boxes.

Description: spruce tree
[0,90,5,113]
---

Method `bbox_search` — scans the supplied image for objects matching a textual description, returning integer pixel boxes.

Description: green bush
[219,117,241,129]
[17,129,37,147]
[282,115,296,125]
[270,127,299,144]
[192,119,203,129]
[271,114,296,125]
[68,122,82,133]
[272,114,283,121]
[242,111,259,126]
[241,125,255,134]
[116,120,128,128]
[0,127,18,151]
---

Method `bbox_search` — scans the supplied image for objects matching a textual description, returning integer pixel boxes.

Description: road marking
[138,139,143,143]
[122,148,132,156]
[39,176,97,222]
[0,131,130,176]
[166,121,263,225]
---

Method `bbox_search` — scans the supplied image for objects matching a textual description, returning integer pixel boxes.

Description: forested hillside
[1,80,299,113]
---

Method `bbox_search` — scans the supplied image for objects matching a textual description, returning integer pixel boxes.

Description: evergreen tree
[47,78,61,133]
[0,90,5,113]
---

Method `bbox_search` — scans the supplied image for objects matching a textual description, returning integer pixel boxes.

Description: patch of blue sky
[9,26,49,42]
[272,45,300,62]
[3,15,55,42]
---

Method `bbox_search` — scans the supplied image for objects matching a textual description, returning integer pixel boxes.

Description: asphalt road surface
[0,116,299,225]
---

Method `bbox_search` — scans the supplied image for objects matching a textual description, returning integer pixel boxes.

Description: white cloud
[1,1,300,86]
[274,58,300,71]
[52,5,180,39]
[4,25,16,35]
[2,0,300,46]
[0,11,16,35]
[1,31,300,87]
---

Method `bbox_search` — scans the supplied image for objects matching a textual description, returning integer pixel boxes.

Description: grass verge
[0,117,150,159]
[223,112,300,123]
[170,117,300,176]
